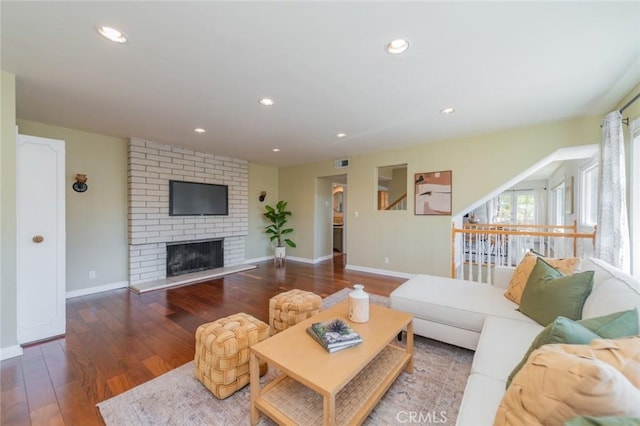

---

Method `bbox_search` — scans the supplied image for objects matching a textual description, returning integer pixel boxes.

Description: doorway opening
[333,183,346,254]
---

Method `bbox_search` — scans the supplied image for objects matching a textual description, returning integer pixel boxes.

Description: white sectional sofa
[389,257,640,426]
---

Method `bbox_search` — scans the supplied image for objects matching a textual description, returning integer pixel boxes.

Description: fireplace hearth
[166,239,223,277]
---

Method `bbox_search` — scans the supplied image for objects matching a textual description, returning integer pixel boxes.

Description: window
[515,192,535,224]
[495,190,535,224]
[495,194,512,223]
[580,158,599,227]
[552,182,565,225]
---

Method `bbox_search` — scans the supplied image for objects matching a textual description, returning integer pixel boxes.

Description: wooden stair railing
[385,193,407,210]
[451,220,596,284]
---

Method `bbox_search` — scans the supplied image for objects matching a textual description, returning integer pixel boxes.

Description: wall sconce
[259,191,267,202]
[72,174,88,193]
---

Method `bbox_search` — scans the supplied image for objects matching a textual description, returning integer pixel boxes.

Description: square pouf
[194,313,269,399]
[269,289,322,335]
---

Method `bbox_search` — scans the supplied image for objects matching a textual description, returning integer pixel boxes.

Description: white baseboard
[250,256,414,276]
[1,345,23,361]
[287,254,333,264]
[66,281,129,299]
[246,255,332,265]
[345,264,415,279]
[280,255,311,264]
[314,254,334,263]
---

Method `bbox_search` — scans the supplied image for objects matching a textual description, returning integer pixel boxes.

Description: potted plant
[264,200,296,262]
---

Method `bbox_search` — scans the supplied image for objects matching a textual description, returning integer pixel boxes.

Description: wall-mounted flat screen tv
[169,180,228,216]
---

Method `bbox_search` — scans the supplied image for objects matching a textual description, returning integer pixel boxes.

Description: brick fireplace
[127,138,248,284]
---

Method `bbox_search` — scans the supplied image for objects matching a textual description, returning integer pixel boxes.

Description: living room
[2,1,640,424]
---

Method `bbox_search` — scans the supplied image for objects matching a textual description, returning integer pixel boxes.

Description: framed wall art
[414,170,452,215]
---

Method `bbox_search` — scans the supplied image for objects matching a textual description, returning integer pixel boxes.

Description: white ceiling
[2,1,639,167]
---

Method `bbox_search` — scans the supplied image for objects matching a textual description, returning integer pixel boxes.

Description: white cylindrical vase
[348,284,369,323]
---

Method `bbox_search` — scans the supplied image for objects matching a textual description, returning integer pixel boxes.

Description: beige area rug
[97,288,473,425]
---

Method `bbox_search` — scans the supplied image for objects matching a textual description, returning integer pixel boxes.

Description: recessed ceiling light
[96,26,127,43]
[194,128,206,133]
[259,98,274,107]
[272,148,280,152]
[336,133,347,138]
[440,107,456,115]
[386,39,409,54]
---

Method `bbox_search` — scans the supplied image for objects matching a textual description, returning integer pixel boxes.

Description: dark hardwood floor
[0,255,406,425]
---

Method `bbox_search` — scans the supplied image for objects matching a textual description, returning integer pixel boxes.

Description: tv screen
[169,180,228,216]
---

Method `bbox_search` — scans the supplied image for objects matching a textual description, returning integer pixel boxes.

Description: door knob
[32,235,44,243]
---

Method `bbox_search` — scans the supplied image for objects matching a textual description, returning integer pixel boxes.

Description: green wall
[1,71,18,353]
[279,114,603,276]
[16,120,128,293]
[246,162,279,259]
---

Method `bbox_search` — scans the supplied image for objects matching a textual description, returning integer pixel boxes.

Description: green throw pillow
[506,316,599,388]
[579,308,639,338]
[518,257,594,326]
[565,416,640,426]
[506,308,639,389]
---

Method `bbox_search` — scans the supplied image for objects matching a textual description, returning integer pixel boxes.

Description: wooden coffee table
[249,300,413,425]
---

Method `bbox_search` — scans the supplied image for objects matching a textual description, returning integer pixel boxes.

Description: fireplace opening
[166,239,223,277]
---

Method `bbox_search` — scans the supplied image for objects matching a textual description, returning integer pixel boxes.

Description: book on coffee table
[306,318,362,353]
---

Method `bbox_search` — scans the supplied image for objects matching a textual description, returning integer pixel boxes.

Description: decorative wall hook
[72,174,88,193]
[259,191,267,202]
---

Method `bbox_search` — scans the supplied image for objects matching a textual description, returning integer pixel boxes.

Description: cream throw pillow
[495,337,640,426]
[504,252,581,304]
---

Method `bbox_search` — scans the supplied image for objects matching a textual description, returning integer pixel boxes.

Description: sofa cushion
[578,257,635,293]
[506,309,639,388]
[580,258,640,328]
[504,251,580,304]
[457,373,507,426]
[389,274,536,335]
[518,258,594,326]
[495,337,640,426]
[472,316,542,381]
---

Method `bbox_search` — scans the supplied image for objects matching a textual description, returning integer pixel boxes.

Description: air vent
[334,158,350,169]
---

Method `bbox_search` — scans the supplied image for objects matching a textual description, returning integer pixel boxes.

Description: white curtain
[533,187,547,224]
[595,111,631,271]
[631,118,640,277]
[487,197,498,223]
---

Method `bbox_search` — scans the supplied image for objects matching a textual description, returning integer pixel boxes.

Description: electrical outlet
[89,270,96,279]
[384,257,389,264]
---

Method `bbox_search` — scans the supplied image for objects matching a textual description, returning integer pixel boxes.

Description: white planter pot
[274,246,286,262]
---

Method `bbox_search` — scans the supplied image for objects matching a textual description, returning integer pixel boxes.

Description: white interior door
[16,134,66,344]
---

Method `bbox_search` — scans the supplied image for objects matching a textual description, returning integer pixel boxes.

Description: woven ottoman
[269,289,322,335]
[194,313,269,399]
